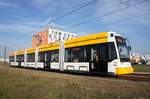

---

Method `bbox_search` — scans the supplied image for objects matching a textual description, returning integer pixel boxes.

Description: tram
[9,31,134,75]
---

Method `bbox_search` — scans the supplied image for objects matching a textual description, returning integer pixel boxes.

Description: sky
[0,0,150,57]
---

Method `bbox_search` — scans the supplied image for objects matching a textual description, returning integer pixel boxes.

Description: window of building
[59,32,61,41]
[67,34,70,39]
[71,35,74,38]
[63,33,66,40]
[49,34,51,38]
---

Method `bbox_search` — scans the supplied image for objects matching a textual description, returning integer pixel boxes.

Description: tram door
[18,61,21,67]
[44,52,51,69]
[89,46,99,72]
[17,56,21,67]
[99,44,108,73]
[89,44,108,73]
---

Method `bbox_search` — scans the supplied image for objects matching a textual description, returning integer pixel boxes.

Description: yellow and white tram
[9,31,134,75]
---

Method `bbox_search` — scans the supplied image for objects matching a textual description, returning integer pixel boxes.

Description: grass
[132,64,150,72]
[0,64,150,99]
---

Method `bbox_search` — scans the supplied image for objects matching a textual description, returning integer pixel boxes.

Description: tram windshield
[115,36,130,62]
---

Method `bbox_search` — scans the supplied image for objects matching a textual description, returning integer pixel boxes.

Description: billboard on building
[32,29,48,47]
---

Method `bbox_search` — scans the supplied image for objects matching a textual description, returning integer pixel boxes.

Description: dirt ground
[0,65,150,99]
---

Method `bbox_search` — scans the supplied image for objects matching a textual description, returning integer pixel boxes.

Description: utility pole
[4,46,7,65]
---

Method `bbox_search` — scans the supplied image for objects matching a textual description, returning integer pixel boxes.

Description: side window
[38,51,51,62]
[99,43,117,61]
[9,56,14,62]
[84,46,90,62]
[65,49,71,62]
[91,47,98,61]
[27,53,35,62]
[51,51,59,62]
[65,47,84,62]
[84,47,88,62]
[46,51,51,62]
[84,45,98,62]
[16,55,19,62]
[20,55,24,62]
[16,55,24,62]
[38,52,45,62]
[71,47,83,62]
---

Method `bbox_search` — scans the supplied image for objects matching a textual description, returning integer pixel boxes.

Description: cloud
[0,18,68,49]
[21,20,45,27]
[92,0,150,55]
[0,23,39,35]
[31,0,55,7]
[95,0,150,23]
[0,36,31,51]
[32,0,50,5]
[0,23,67,51]
[0,1,18,8]
[3,18,49,34]
[0,22,36,50]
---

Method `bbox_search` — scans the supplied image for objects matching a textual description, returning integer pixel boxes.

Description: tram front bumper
[115,67,134,75]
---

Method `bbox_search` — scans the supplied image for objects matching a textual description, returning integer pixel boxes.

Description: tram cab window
[51,51,59,62]
[27,53,35,62]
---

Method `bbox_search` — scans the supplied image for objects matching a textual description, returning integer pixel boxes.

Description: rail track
[115,72,150,82]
